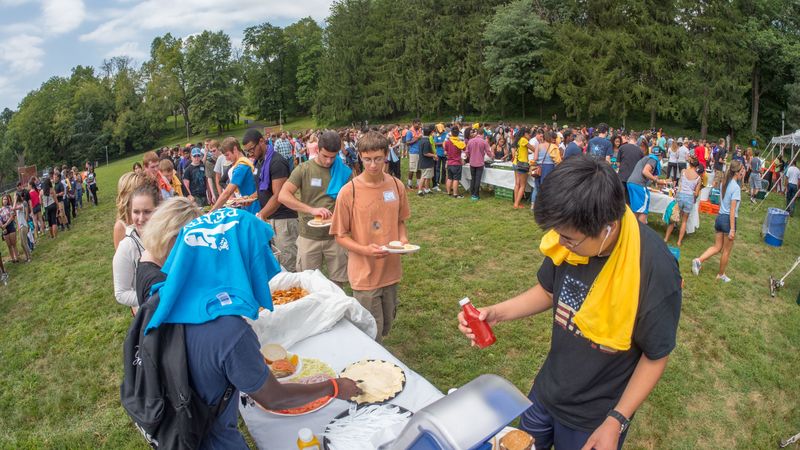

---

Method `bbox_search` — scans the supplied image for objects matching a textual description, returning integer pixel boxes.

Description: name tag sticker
[311,178,322,187]
[383,190,397,202]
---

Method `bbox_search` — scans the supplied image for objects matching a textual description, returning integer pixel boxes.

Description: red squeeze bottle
[459,297,496,348]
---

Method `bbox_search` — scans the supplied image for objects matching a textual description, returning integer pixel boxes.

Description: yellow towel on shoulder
[230,157,256,197]
[449,136,465,150]
[539,207,641,351]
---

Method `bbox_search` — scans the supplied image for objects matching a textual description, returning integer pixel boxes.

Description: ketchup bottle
[459,297,496,348]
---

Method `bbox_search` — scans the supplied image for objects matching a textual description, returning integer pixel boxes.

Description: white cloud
[0,0,34,6]
[0,34,45,73]
[42,0,86,35]
[105,41,148,61]
[80,0,332,44]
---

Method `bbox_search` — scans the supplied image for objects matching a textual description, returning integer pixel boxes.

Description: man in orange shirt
[330,131,411,341]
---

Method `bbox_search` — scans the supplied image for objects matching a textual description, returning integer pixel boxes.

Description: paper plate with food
[225,193,258,208]
[381,241,420,254]
[271,286,310,306]
[255,352,340,416]
[308,215,333,228]
[323,403,413,450]
[339,359,406,405]
[261,343,302,380]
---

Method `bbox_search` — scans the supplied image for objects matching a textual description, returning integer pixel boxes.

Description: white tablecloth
[649,189,704,234]
[240,319,444,450]
[460,164,535,191]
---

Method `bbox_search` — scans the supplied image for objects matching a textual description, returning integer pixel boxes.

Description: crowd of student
[105,118,798,449]
[0,163,98,284]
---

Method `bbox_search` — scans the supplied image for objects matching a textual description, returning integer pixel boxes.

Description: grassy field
[0,152,798,449]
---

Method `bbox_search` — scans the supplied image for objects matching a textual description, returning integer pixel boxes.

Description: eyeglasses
[242,143,256,153]
[362,156,385,165]
[559,233,589,250]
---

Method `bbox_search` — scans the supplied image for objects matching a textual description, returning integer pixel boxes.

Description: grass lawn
[0,153,798,449]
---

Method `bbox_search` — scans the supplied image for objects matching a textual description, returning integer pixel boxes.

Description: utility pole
[279,109,283,131]
[104,145,108,166]
[782,111,785,136]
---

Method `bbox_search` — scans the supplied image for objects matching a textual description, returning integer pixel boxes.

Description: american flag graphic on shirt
[555,274,590,335]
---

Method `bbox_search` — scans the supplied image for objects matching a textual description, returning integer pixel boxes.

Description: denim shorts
[714,213,736,234]
[676,192,694,214]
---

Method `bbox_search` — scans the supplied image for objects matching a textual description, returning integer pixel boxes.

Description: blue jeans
[787,183,798,215]
[519,391,629,450]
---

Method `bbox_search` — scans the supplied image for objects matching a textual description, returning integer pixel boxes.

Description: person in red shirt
[693,139,706,172]
[28,178,44,237]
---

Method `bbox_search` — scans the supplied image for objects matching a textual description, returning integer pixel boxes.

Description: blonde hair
[142,197,202,263]
[221,137,241,154]
[208,139,220,150]
[116,172,150,223]
[159,158,174,172]
[143,151,159,166]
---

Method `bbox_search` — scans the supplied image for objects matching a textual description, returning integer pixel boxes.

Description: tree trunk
[650,106,656,129]
[174,113,178,129]
[539,104,543,122]
[750,66,760,136]
[700,87,709,140]
[521,92,525,119]
[181,104,191,139]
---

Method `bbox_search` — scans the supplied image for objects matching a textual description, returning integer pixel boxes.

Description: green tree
[483,0,552,118]
[185,31,241,134]
[150,33,192,138]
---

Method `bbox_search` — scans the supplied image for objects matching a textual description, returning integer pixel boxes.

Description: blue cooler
[709,188,721,205]
[762,207,789,247]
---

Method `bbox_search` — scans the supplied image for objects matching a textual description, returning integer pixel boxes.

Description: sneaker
[691,258,701,276]
[417,190,425,196]
[424,189,432,194]
[432,186,441,192]
[716,274,731,283]
[750,197,756,204]
[471,196,479,201]
[455,195,464,199]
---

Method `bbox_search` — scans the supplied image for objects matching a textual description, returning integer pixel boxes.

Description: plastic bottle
[459,297,496,348]
[297,428,321,450]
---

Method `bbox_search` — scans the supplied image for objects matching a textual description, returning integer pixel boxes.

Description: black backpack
[120,293,234,449]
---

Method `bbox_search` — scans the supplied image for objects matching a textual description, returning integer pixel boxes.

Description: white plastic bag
[248,270,377,347]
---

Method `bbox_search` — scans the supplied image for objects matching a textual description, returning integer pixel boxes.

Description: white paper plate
[307,219,332,228]
[381,244,420,254]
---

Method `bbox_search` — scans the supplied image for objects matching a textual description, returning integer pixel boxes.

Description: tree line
[1,0,798,185]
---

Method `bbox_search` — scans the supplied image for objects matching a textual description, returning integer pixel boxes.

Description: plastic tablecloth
[240,319,444,450]
[649,189,706,234]
[460,164,535,191]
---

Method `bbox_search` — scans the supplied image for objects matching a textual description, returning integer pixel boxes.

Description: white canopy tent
[755,129,800,209]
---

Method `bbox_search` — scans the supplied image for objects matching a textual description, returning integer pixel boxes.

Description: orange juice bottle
[297,428,321,450]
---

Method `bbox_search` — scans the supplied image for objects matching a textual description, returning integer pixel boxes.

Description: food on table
[324,404,412,450]
[269,395,332,415]
[499,429,534,450]
[270,359,296,378]
[340,360,406,404]
[271,287,310,305]
[260,343,300,378]
[387,240,404,250]
[257,358,339,415]
[260,343,287,364]
[295,358,337,380]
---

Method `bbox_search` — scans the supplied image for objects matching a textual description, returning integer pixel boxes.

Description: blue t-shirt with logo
[231,164,260,215]
[147,208,281,333]
[186,316,269,449]
[587,137,613,160]
[405,130,421,155]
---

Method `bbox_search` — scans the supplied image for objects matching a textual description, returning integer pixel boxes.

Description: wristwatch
[607,409,630,434]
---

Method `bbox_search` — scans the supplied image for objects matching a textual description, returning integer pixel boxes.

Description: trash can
[763,207,789,247]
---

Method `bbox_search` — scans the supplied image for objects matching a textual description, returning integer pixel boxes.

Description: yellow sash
[449,136,465,150]
[539,207,641,351]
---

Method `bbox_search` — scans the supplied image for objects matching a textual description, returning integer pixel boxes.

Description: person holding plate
[331,131,411,341]
[458,156,682,450]
[278,130,351,286]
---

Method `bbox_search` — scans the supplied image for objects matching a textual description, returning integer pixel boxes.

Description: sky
[0,0,334,111]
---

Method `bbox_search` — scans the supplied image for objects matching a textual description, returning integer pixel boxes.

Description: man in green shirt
[278,131,349,285]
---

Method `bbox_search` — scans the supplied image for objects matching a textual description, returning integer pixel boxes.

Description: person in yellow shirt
[512,127,535,209]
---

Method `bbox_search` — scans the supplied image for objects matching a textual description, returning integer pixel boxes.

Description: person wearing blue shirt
[563,133,584,160]
[210,137,261,216]
[146,209,362,448]
[433,124,448,190]
[692,160,746,283]
[587,123,613,163]
[405,119,422,189]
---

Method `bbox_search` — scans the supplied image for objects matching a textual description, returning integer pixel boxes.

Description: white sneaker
[424,189,432,194]
[432,186,441,192]
[692,258,701,276]
[716,274,731,283]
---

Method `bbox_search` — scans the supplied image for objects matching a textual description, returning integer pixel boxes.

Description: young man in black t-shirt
[459,156,682,450]
[243,128,299,271]
[183,148,208,206]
